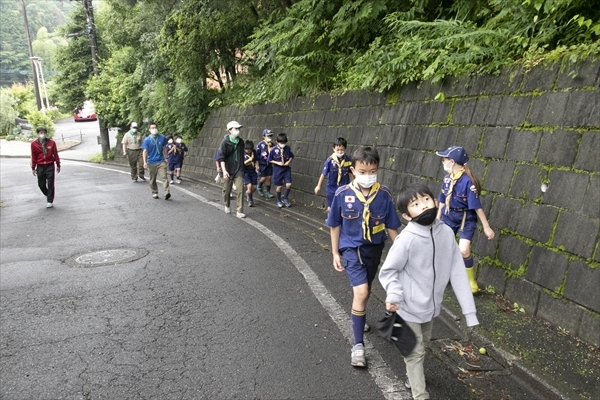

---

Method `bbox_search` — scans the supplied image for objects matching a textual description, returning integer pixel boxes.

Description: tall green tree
[0,0,74,87]
[52,2,106,112]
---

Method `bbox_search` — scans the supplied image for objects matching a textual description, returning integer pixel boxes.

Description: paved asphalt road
[0,155,539,399]
[56,118,118,162]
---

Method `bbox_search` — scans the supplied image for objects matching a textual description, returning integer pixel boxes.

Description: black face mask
[411,207,438,226]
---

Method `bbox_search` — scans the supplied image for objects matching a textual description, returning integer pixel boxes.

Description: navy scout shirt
[326,184,401,250]
[322,154,352,193]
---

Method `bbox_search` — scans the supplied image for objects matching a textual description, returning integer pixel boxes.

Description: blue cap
[436,146,469,165]
[262,129,273,136]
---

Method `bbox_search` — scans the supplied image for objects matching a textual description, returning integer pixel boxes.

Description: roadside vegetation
[4,0,598,140]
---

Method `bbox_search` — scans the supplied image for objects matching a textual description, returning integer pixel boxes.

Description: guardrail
[59,131,84,143]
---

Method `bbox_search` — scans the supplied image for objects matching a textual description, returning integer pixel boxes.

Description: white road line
[78,163,411,400]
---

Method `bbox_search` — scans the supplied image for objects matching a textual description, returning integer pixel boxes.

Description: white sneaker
[236,212,246,218]
[175,179,181,184]
[224,206,231,214]
[351,343,366,367]
[170,180,174,184]
[46,202,53,208]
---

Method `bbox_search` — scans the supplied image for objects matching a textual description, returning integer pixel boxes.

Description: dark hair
[396,183,435,215]
[351,146,379,166]
[166,135,173,141]
[276,133,288,143]
[245,140,254,150]
[149,122,157,128]
[36,126,47,133]
[333,137,347,148]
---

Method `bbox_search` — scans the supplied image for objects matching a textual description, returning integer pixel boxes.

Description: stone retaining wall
[184,59,600,345]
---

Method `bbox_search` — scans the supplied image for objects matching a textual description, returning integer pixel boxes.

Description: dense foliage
[49,0,599,138]
[0,0,74,87]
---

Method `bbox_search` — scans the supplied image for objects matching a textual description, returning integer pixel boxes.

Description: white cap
[131,122,138,128]
[226,121,243,130]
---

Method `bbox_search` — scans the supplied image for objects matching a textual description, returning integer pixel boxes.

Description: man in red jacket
[31,126,61,208]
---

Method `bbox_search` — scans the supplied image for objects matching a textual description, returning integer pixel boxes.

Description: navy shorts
[244,171,258,185]
[273,167,292,186]
[168,161,183,170]
[259,164,273,178]
[326,190,336,207]
[341,243,385,287]
[441,210,478,241]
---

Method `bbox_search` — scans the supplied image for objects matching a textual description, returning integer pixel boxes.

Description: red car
[73,101,97,122]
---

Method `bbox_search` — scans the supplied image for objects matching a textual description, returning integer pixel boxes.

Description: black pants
[37,164,55,203]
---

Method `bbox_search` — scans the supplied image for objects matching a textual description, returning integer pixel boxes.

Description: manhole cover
[65,248,148,268]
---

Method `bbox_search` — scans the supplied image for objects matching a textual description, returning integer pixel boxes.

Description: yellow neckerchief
[279,146,286,164]
[348,181,381,242]
[445,167,465,214]
[244,151,254,165]
[330,153,344,185]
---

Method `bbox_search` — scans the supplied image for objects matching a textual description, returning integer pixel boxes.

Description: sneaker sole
[350,361,367,368]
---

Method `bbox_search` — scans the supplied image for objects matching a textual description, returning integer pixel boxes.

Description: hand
[223,170,230,179]
[56,166,61,174]
[123,152,127,157]
[332,254,344,272]
[314,186,320,195]
[32,169,37,176]
[385,302,399,312]
[484,226,495,240]
[143,162,148,170]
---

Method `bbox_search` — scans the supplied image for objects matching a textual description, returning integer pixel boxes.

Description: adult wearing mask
[121,121,146,182]
[142,122,171,200]
[31,126,60,208]
[218,121,245,218]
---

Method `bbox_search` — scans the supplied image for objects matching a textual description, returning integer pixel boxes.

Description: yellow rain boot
[465,267,479,294]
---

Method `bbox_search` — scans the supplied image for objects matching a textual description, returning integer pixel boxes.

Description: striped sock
[351,309,366,345]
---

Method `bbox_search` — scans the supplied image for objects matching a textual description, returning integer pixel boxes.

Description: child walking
[173,135,188,183]
[379,183,479,400]
[435,146,495,293]
[326,146,401,368]
[267,133,294,208]
[314,137,353,212]
[244,140,260,207]
[256,129,275,198]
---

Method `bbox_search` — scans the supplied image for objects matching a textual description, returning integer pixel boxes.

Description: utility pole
[82,0,110,159]
[20,0,42,111]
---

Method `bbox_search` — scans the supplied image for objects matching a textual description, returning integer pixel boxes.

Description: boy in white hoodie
[379,183,479,400]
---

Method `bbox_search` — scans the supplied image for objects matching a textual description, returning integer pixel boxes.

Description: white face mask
[38,134,46,141]
[168,139,173,144]
[131,128,137,132]
[278,143,286,149]
[354,173,377,188]
[231,131,240,138]
[150,128,158,136]
[265,137,272,143]
[176,138,182,144]
[443,160,453,173]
